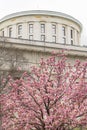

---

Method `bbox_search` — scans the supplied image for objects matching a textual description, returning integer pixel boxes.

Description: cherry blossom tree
[0,53,87,130]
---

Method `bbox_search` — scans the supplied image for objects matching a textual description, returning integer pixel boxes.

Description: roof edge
[0,10,82,31]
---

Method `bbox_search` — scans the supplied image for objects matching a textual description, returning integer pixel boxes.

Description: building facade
[0,10,87,130]
[0,10,82,45]
[0,10,86,72]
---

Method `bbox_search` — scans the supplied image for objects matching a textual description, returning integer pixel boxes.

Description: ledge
[0,37,87,57]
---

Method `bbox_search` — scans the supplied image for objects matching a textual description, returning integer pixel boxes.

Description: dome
[0,10,82,45]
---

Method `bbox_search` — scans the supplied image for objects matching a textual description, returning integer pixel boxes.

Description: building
[0,10,86,72]
[0,10,87,130]
[0,10,82,45]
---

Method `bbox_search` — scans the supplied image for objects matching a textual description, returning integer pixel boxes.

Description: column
[57,24,63,44]
[22,22,28,39]
[4,27,8,37]
[67,26,71,45]
[34,22,40,41]
[12,24,17,38]
[46,22,52,42]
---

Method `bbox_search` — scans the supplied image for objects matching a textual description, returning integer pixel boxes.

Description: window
[29,24,33,33]
[77,31,79,44]
[9,27,12,37]
[41,24,45,33]
[70,29,74,45]
[18,25,22,35]
[2,30,4,37]
[41,35,45,41]
[62,26,66,44]
[18,25,22,39]
[29,35,33,40]
[62,37,66,44]
[62,26,66,36]
[52,25,56,34]
[71,29,73,39]
[18,36,22,39]
[71,39,73,45]
[52,36,56,43]
[41,24,45,41]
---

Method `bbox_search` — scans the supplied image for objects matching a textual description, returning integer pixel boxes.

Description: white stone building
[0,11,87,130]
[0,10,82,45]
[0,10,86,72]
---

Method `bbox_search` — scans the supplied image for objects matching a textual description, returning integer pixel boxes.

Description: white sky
[0,0,87,45]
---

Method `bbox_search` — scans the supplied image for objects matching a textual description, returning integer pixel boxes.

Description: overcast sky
[0,0,87,45]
